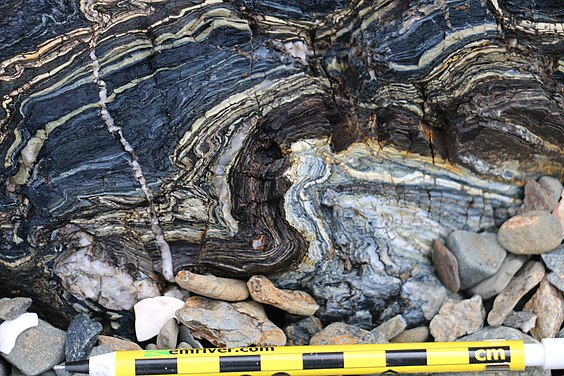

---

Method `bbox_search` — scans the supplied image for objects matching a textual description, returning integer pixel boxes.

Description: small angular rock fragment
[156,318,179,350]
[523,278,564,340]
[310,322,385,345]
[446,231,506,289]
[2,319,65,376]
[390,326,430,343]
[284,317,323,346]
[247,275,319,316]
[429,295,486,342]
[519,179,559,213]
[467,254,528,299]
[431,240,460,293]
[175,271,249,301]
[498,211,563,254]
[370,315,407,340]
[487,261,545,327]
[0,298,32,321]
[65,314,103,361]
[176,296,286,347]
[503,311,537,333]
[97,336,142,351]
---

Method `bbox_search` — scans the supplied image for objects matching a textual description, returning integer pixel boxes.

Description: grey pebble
[547,271,564,293]
[446,231,506,290]
[65,314,102,361]
[156,318,179,350]
[503,311,537,333]
[0,298,32,321]
[2,319,65,376]
[370,314,406,340]
[176,342,192,349]
[558,328,564,338]
[467,254,528,299]
[178,325,203,349]
[144,344,157,350]
[541,244,564,272]
[283,316,323,346]
[537,176,563,205]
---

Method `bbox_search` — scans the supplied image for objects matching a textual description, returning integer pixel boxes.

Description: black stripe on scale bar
[219,355,261,373]
[135,358,177,375]
[302,352,344,369]
[385,349,427,367]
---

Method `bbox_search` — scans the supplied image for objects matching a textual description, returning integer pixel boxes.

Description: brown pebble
[487,261,545,326]
[247,275,319,316]
[523,277,564,340]
[519,179,558,213]
[98,335,142,351]
[175,270,249,301]
[309,322,382,345]
[432,239,460,293]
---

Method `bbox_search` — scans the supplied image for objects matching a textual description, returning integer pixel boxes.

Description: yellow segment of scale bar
[115,340,525,376]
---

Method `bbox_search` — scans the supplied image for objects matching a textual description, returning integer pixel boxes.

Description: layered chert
[0,0,562,332]
[277,139,521,327]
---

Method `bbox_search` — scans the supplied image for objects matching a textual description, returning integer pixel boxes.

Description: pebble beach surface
[0,176,563,376]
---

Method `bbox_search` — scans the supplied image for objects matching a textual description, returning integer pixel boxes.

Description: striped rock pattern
[0,0,562,332]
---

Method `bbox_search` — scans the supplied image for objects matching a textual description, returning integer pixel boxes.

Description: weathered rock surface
[64,314,102,361]
[488,261,545,327]
[178,326,203,349]
[309,322,385,345]
[553,200,564,235]
[431,240,460,293]
[283,317,323,346]
[523,278,564,340]
[1,319,65,376]
[175,271,249,302]
[390,326,430,343]
[498,211,563,254]
[446,231,506,290]
[429,296,485,342]
[176,296,286,347]
[0,298,32,321]
[247,275,318,316]
[503,311,537,333]
[467,254,528,299]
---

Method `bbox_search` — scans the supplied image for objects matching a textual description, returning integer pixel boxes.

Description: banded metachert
[0,0,562,333]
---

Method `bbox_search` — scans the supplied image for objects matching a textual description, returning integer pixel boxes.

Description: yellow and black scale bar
[116,340,525,376]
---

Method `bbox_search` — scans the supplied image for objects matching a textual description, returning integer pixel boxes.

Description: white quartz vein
[85,0,174,282]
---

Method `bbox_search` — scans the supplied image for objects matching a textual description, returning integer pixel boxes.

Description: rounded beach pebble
[498,210,563,254]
